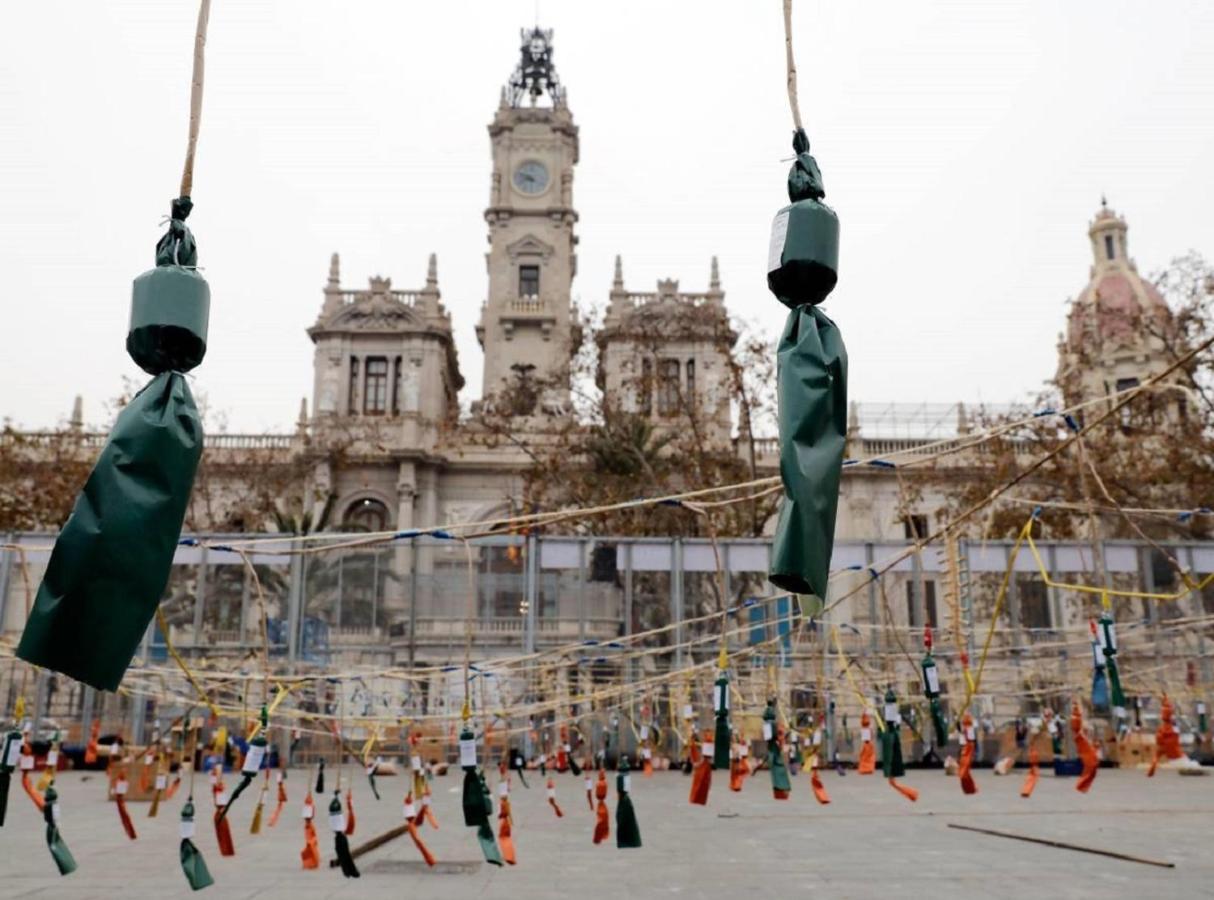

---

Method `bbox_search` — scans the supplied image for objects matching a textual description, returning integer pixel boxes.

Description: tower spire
[613,254,624,290]
[709,255,720,291]
[328,252,341,288]
[426,252,438,288]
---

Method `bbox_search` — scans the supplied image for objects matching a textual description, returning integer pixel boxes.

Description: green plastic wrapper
[17,198,207,692]
[767,129,847,600]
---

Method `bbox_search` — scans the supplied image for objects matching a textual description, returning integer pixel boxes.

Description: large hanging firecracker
[1095,608,1127,727]
[328,792,359,878]
[496,779,517,865]
[268,768,288,828]
[178,798,213,891]
[459,714,503,866]
[1070,702,1099,793]
[1088,620,1110,713]
[220,705,267,822]
[41,784,77,877]
[300,791,320,870]
[957,713,978,795]
[688,729,713,806]
[856,710,876,775]
[763,700,792,800]
[881,690,918,802]
[113,771,137,840]
[546,776,564,817]
[615,755,642,849]
[15,0,215,693]
[592,768,611,844]
[712,647,732,771]
[1020,741,1040,799]
[1148,694,1185,776]
[921,627,948,749]
[211,768,234,856]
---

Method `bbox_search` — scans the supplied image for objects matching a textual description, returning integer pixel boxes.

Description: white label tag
[421,794,430,807]
[563,743,571,753]
[639,725,650,740]
[109,743,121,758]
[497,782,508,797]
[19,754,34,771]
[115,779,128,794]
[812,729,822,746]
[3,740,21,768]
[329,812,345,833]
[738,744,749,758]
[1199,702,1207,714]
[768,208,791,272]
[51,802,61,823]
[46,749,59,767]
[702,742,714,757]
[642,747,652,759]
[144,754,154,766]
[861,727,872,742]
[714,685,723,711]
[275,770,283,784]
[966,725,976,741]
[762,722,774,741]
[243,744,266,775]
[404,801,416,819]
[216,791,229,806]
[622,774,631,792]
[411,755,422,771]
[538,754,546,765]
[155,774,167,790]
[459,737,477,768]
[926,666,940,694]
[180,818,195,839]
[302,802,314,819]
[546,786,556,799]
[884,703,899,723]
[682,705,693,720]
[583,777,592,791]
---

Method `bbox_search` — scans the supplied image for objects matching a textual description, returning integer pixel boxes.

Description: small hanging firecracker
[584,772,594,811]
[856,710,876,775]
[178,797,213,890]
[1020,744,1040,799]
[148,751,167,818]
[328,792,360,878]
[497,779,517,865]
[957,713,978,795]
[546,777,564,817]
[1044,708,1063,761]
[557,724,570,772]
[36,733,60,797]
[729,734,747,792]
[921,627,948,749]
[113,770,137,840]
[592,768,610,844]
[882,690,918,802]
[712,647,732,771]
[83,719,100,766]
[315,759,325,795]
[1096,607,1127,729]
[211,767,234,856]
[508,745,529,789]
[459,710,502,866]
[689,728,714,806]
[268,767,288,828]
[402,791,437,866]
[365,754,382,802]
[1148,694,1186,776]
[1088,619,1109,714]
[808,726,831,806]
[0,719,23,826]
[639,722,654,778]
[763,700,792,800]
[21,730,45,812]
[220,704,267,822]
[615,754,641,849]
[249,769,269,835]
[567,724,583,777]
[1070,702,1099,794]
[300,790,320,870]
[41,784,77,877]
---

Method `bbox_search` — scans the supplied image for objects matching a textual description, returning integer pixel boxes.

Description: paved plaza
[1,767,1210,899]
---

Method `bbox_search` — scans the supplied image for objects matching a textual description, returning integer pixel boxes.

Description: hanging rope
[180,0,212,198]
[782,0,804,131]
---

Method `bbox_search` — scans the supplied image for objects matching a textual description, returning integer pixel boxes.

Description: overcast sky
[1,0,1212,432]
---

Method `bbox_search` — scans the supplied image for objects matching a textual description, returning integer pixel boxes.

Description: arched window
[342,498,389,533]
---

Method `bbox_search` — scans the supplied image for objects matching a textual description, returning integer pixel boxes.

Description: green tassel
[881,725,905,778]
[315,760,324,795]
[1107,657,1126,712]
[462,769,485,828]
[769,745,792,794]
[615,760,641,849]
[476,821,503,866]
[0,770,10,828]
[42,786,77,876]
[178,799,213,890]
[713,717,731,771]
[928,697,948,748]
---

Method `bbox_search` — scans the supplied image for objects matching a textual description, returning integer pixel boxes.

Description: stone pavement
[1,767,1210,899]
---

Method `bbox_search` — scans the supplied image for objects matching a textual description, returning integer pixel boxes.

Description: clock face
[513,161,549,195]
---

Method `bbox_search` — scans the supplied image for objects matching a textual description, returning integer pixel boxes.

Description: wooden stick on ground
[328,823,411,867]
[947,823,1175,869]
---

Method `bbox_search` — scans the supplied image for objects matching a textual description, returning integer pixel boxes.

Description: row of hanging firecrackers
[881,690,918,802]
[921,627,948,750]
[300,783,320,870]
[113,767,137,840]
[767,0,847,602]
[807,717,831,805]
[688,726,713,806]
[268,767,288,828]
[460,706,503,866]
[763,700,792,800]
[15,0,213,693]
[593,768,610,844]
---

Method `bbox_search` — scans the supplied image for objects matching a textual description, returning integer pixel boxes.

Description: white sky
[1,0,1212,432]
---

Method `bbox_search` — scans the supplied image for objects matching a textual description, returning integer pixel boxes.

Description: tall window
[657,359,681,416]
[686,358,696,403]
[519,264,540,298]
[1104,234,1115,260]
[1017,576,1051,631]
[905,579,938,629]
[639,358,653,415]
[364,357,389,414]
[343,498,389,533]
[348,357,360,412]
[392,357,402,416]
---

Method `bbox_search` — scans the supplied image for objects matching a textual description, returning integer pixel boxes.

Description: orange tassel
[546,777,564,817]
[689,758,712,806]
[958,715,978,795]
[810,766,831,805]
[301,815,320,869]
[269,774,288,827]
[114,776,137,840]
[857,712,876,774]
[1071,703,1099,793]
[422,785,439,829]
[22,768,45,811]
[642,752,654,778]
[165,773,181,800]
[344,788,356,836]
[592,771,610,844]
[498,795,517,865]
[407,820,437,866]
[1020,746,1039,799]
[1151,694,1183,776]
[213,808,234,855]
[729,754,746,792]
[888,778,919,802]
[84,720,100,765]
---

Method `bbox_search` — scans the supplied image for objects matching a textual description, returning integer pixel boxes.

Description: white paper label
[4,740,23,768]
[421,794,430,807]
[622,774,631,792]
[46,750,59,767]
[179,817,195,838]
[641,747,652,759]
[404,801,416,818]
[861,727,872,742]
[275,771,283,784]
[762,722,774,741]
[155,774,167,790]
[702,742,714,758]
[714,685,726,712]
[640,724,650,740]
[109,742,120,758]
[1199,702,1207,715]
[926,666,940,694]
[115,779,128,795]
[812,729,822,746]
[216,791,229,806]
[738,744,749,758]
[410,755,422,771]
[459,737,477,768]
[563,743,571,752]
[538,754,546,765]
[19,753,34,771]
[546,786,556,800]
[768,208,790,272]
[583,777,592,792]
[329,812,345,832]
[243,744,266,774]
[144,753,154,766]
[1047,720,1058,735]
[966,725,976,741]
[682,705,693,720]
[497,782,508,797]
[48,801,60,823]
[884,703,899,724]
[302,802,314,819]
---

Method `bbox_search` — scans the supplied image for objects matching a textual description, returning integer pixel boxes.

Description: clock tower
[476,27,581,412]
